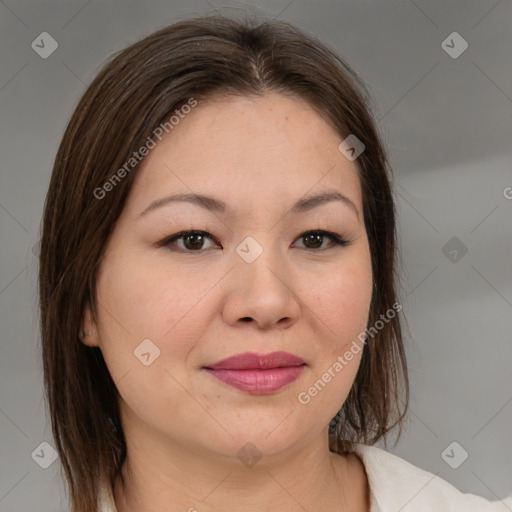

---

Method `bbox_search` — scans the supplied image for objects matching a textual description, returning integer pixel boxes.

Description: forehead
[124,93,363,216]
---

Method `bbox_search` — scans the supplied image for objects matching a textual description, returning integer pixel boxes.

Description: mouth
[202,351,306,395]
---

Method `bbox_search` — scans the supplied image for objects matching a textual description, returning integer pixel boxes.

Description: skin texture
[82,93,373,511]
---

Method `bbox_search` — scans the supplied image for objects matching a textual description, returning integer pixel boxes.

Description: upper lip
[204,351,305,370]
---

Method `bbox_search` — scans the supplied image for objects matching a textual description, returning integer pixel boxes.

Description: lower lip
[203,366,306,394]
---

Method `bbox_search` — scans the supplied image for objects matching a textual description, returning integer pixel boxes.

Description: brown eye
[162,229,349,253]
[182,232,207,250]
[302,232,324,249]
[293,230,349,251]
[163,231,217,252]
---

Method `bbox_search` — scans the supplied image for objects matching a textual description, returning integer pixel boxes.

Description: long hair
[38,14,408,512]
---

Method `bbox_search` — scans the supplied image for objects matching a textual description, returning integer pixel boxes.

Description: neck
[113,430,368,512]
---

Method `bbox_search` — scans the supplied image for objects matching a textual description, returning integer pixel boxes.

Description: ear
[80,303,100,347]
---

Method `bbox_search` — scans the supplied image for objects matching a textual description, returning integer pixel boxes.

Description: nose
[222,244,301,330]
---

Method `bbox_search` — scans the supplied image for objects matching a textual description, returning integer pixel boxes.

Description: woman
[38,14,511,512]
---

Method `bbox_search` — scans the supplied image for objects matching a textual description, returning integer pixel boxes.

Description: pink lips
[203,351,306,394]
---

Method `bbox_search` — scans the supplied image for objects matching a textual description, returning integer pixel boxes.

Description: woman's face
[83,93,373,460]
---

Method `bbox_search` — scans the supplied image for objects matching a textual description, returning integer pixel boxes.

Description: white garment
[97,443,512,511]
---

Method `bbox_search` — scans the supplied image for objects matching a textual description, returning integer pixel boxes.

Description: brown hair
[39,14,408,512]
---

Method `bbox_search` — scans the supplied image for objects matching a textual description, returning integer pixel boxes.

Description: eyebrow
[138,191,359,219]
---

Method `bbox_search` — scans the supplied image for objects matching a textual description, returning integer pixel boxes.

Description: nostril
[240,317,252,322]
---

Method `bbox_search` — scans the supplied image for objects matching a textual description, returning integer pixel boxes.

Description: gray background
[1,0,511,510]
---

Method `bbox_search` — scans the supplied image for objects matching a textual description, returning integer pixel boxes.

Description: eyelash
[160,230,351,253]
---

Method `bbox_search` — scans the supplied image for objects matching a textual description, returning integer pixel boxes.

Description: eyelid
[160,229,351,253]
[292,230,351,250]
[161,230,220,251]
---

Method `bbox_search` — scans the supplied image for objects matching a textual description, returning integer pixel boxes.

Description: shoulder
[350,443,512,512]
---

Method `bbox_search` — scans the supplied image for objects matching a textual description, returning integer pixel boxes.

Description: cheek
[94,253,223,386]
[303,253,372,411]
[297,261,372,421]
[94,258,205,419]
[315,260,373,342]
[96,253,211,337]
